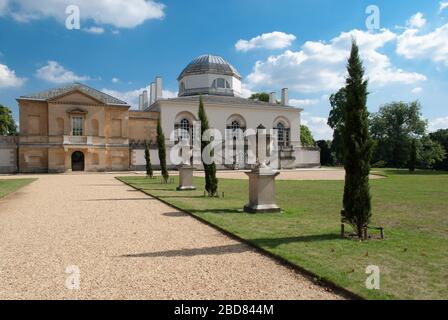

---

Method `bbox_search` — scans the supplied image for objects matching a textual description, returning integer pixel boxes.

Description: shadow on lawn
[251,234,340,248]
[119,243,248,258]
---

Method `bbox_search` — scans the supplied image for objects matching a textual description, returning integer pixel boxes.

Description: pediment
[50,90,104,105]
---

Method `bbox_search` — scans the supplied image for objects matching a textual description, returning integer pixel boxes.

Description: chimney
[138,93,144,110]
[269,92,276,104]
[150,82,156,105]
[155,76,163,101]
[281,88,289,106]
[142,90,148,109]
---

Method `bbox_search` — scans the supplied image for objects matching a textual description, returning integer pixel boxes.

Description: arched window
[180,81,185,93]
[231,120,240,131]
[276,121,290,147]
[180,118,190,132]
[277,122,285,145]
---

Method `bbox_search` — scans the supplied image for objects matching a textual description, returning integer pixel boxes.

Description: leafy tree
[300,125,315,146]
[341,40,373,239]
[198,96,218,196]
[417,136,445,169]
[156,118,169,183]
[0,104,18,136]
[249,92,270,103]
[316,140,334,166]
[430,129,448,170]
[328,88,346,164]
[370,101,426,167]
[409,139,417,172]
[144,140,153,178]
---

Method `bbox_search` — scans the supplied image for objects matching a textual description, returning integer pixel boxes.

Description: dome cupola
[177,54,242,97]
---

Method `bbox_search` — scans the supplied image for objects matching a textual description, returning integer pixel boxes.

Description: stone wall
[0,136,18,173]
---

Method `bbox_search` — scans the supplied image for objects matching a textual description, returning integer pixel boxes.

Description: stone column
[177,165,196,191]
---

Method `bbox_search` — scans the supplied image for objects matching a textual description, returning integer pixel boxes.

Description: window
[231,120,240,131]
[180,81,185,93]
[276,122,290,147]
[277,122,285,145]
[212,78,230,89]
[72,116,83,136]
[179,118,190,139]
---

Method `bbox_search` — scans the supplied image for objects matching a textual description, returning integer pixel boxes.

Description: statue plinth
[243,165,281,213]
[176,165,196,191]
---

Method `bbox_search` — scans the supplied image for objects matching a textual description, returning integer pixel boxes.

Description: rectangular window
[72,116,83,136]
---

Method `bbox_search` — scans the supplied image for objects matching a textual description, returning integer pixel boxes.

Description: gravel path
[0,174,342,300]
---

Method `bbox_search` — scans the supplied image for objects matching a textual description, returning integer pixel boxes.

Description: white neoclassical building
[0,54,319,173]
[137,54,320,170]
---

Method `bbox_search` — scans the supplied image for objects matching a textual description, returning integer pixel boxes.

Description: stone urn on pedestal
[244,124,281,213]
[176,145,196,191]
[177,164,196,191]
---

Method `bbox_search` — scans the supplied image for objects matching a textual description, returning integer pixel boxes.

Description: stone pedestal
[177,165,196,191]
[244,166,281,213]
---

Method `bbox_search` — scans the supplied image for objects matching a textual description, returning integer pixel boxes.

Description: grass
[118,170,448,300]
[0,178,36,198]
[0,178,36,199]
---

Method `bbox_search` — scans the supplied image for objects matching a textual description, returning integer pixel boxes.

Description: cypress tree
[198,96,218,196]
[156,118,169,183]
[341,40,373,239]
[144,140,153,178]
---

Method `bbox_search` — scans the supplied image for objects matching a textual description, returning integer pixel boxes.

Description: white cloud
[0,63,26,88]
[246,29,426,94]
[111,77,120,83]
[411,87,423,94]
[407,12,426,28]
[397,23,448,66]
[240,83,254,98]
[35,61,90,84]
[289,98,319,108]
[102,85,177,109]
[0,0,7,14]
[235,31,296,52]
[301,115,333,140]
[440,2,448,13]
[429,117,448,132]
[112,30,120,35]
[83,26,105,34]
[1,0,165,28]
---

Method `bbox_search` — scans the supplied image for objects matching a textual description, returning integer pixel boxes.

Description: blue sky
[0,0,447,139]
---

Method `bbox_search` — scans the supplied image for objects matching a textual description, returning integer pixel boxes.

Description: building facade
[0,54,320,173]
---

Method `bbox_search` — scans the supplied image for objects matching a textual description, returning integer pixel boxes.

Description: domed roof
[177,54,241,80]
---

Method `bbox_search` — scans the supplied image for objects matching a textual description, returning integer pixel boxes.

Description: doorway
[71,151,85,171]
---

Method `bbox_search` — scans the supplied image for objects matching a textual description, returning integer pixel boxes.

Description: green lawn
[0,178,36,198]
[118,170,448,300]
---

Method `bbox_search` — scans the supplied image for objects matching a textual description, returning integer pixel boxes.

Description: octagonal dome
[177,54,242,81]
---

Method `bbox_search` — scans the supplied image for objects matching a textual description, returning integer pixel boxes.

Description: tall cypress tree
[198,96,218,196]
[144,140,153,178]
[341,40,373,239]
[156,118,169,183]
